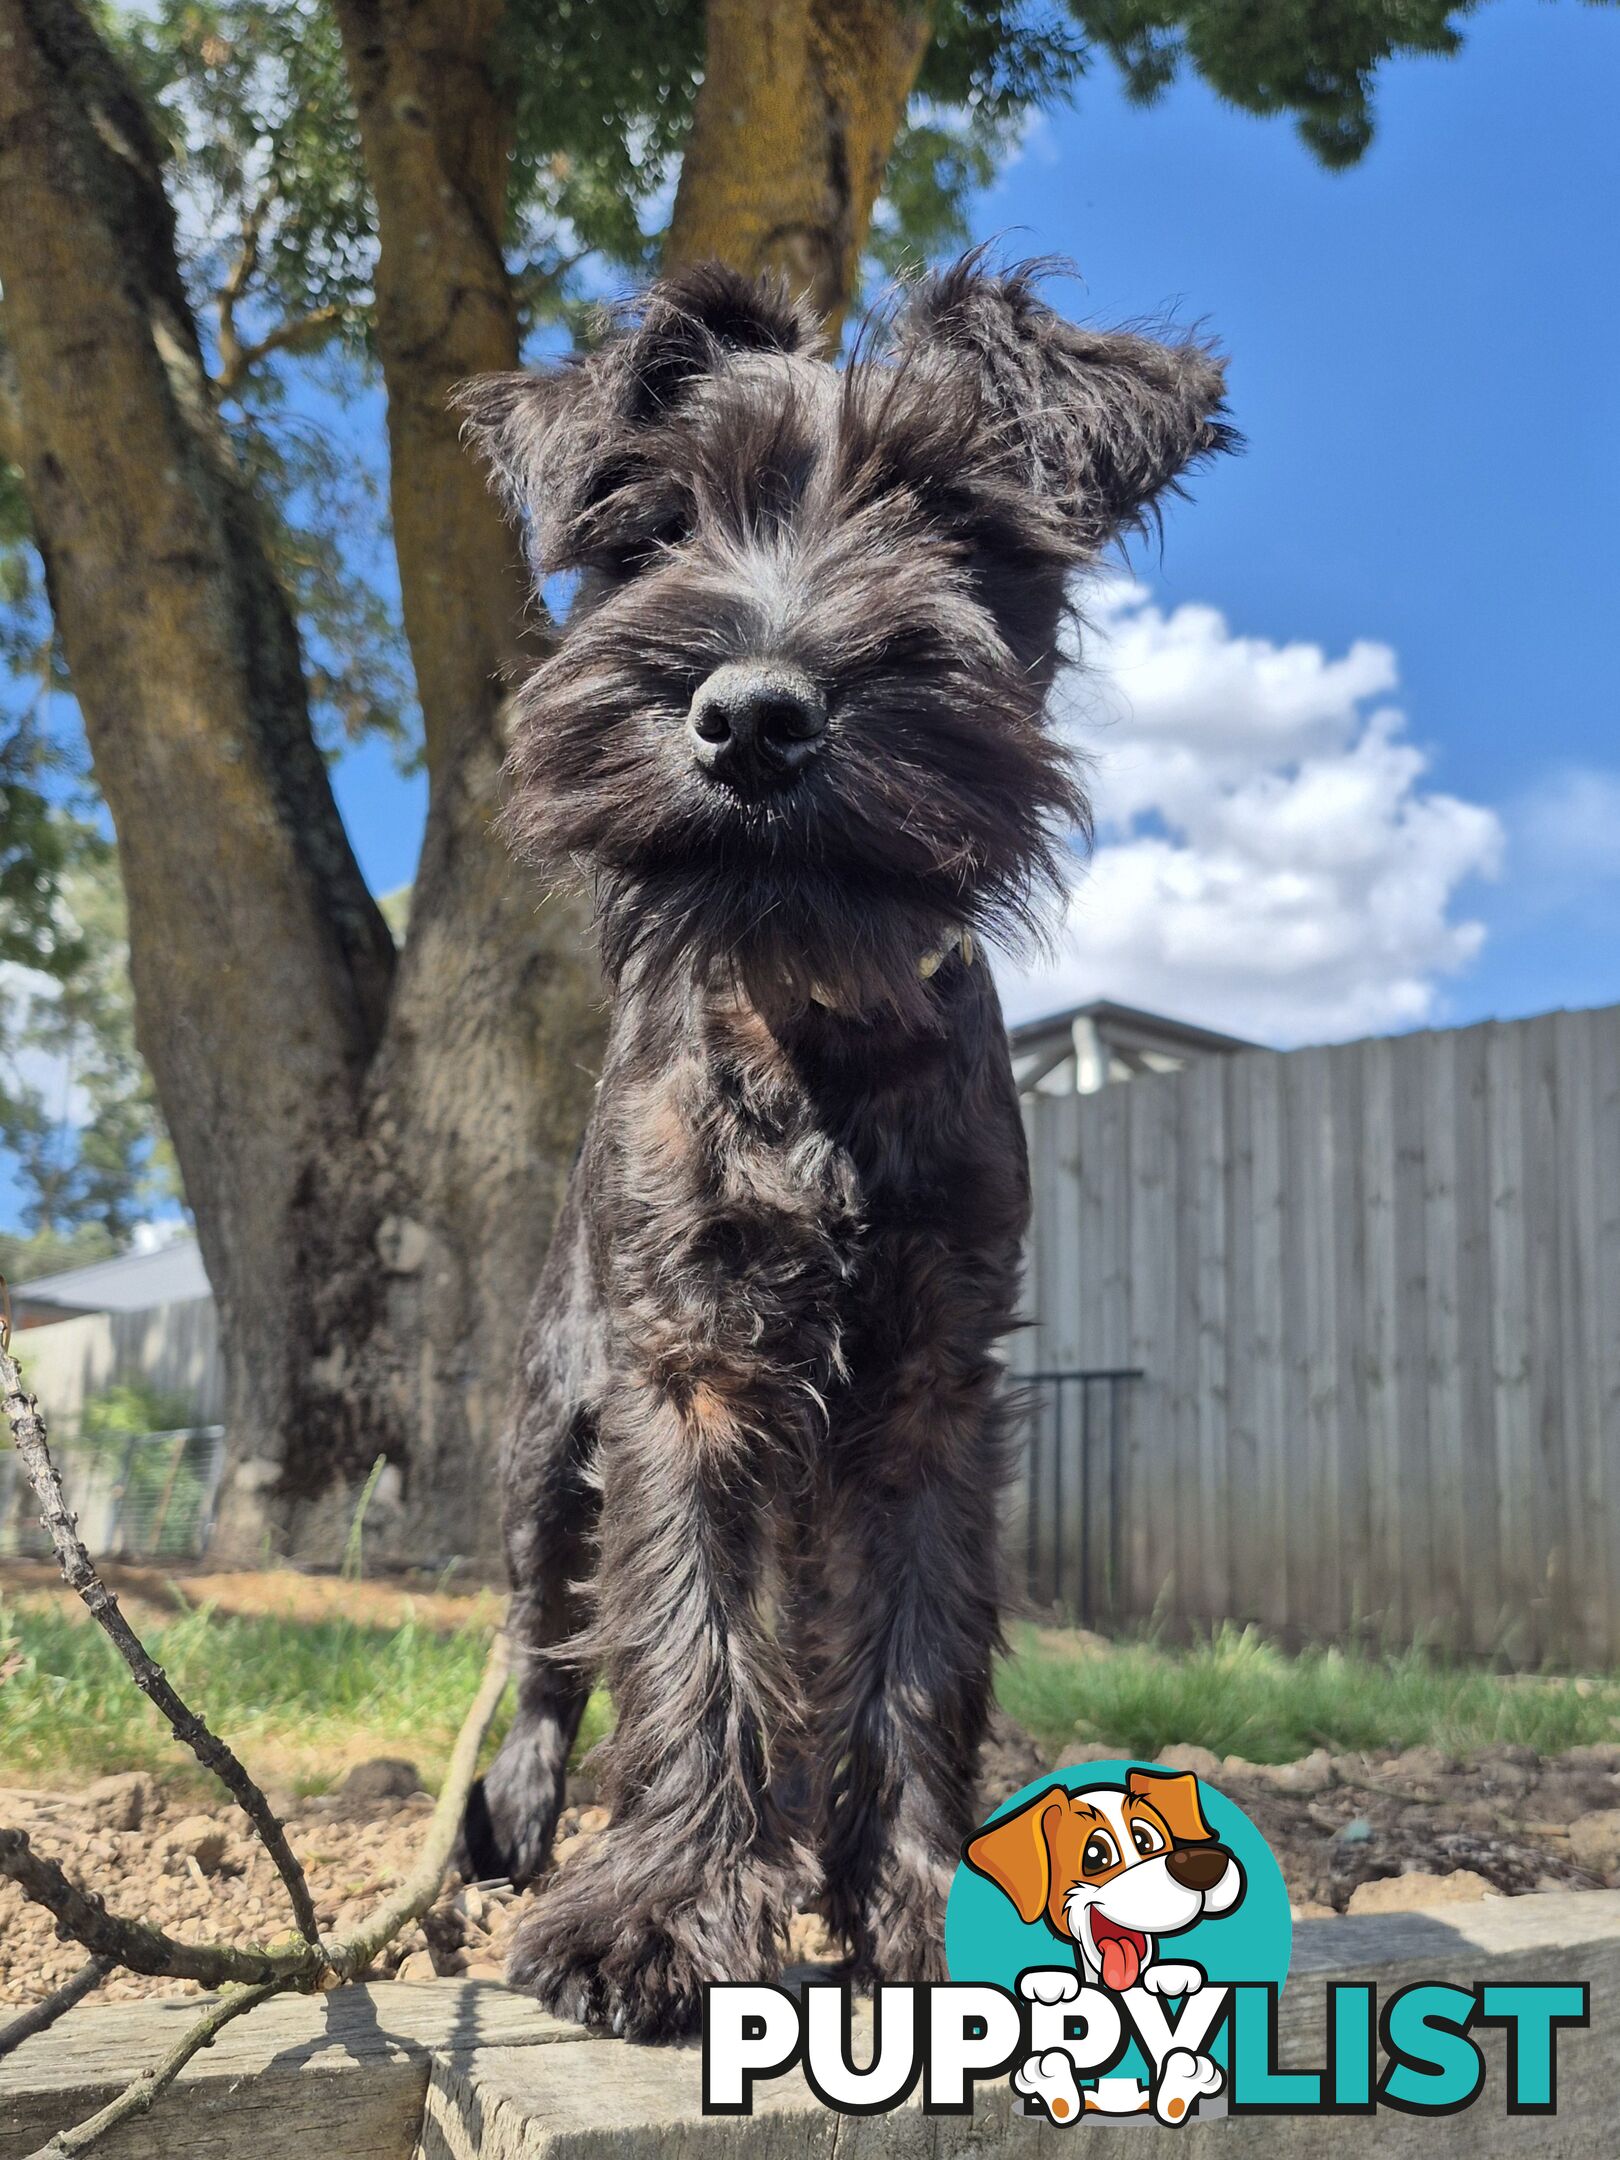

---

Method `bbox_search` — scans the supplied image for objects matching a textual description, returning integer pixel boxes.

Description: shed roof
[13,1237,211,1319]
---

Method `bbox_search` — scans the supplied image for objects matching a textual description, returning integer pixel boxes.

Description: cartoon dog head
[965,1769,1245,1991]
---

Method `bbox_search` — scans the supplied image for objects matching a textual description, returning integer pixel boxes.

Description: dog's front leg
[816,1354,1011,1985]
[507,1366,802,2038]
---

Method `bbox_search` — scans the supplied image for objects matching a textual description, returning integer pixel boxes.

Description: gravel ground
[4,1717,1618,2008]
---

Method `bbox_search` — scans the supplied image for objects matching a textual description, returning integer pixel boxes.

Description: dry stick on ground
[28,1979,292,2160]
[324,1638,514,1982]
[0,1959,115,2065]
[0,1298,319,1944]
[0,1282,512,2160]
[7,1635,510,2160]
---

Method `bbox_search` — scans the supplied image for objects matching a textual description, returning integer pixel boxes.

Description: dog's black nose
[687,662,827,792]
[1165,1844,1230,1894]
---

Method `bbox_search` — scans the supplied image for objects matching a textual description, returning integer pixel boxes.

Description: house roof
[1008,998,1262,1097]
[13,1236,211,1319]
[1008,998,1260,1059]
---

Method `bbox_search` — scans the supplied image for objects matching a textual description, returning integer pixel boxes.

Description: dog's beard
[592,858,973,1030]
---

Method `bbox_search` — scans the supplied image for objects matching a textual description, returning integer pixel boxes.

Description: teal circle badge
[945,1760,1292,2122]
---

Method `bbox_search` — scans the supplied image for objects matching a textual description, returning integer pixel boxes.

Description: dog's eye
[1130,1819,1166,1858]
[1081,1830,1119,1876]
[602,508,691,574]
[645,505,693,553]
[577,477,694,575]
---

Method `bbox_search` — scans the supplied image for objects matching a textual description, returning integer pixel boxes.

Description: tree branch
[665,0,935,330]
[0,1958,114,2065]
[214,189,268,390]
[216,305,346,396]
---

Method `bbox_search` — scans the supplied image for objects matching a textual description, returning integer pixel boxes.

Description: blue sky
[327,0,1619,1043]
[976,0,1620,1035]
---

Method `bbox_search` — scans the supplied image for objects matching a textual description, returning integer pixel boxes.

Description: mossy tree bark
[666,0,935,331]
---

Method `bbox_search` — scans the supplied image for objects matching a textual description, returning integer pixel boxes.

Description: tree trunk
[0,0,400,1551]
[666,0,934,330]
[0,0,600,1567]
[325,0,605,1564]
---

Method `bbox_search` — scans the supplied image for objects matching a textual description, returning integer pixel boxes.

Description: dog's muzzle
[687,661,827,795]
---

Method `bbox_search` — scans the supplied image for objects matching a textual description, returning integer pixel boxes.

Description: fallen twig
[26,1978,291,2159]
[325,1629,512,1981]
[0,1314,319,1944]
[8,1631,510,2157]
[0,1280,513,2160]
[0,1828,317,1986]
[0,1957,115,2063]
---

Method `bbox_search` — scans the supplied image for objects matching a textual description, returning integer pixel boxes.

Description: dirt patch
[0,1770,507,2007]
[0,1560,501,1634]
[1047,1736,1619,1914]
[5,1723,1616,2007]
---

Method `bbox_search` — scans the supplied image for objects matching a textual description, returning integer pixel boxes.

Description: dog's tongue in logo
[1092,1912,1147,1991]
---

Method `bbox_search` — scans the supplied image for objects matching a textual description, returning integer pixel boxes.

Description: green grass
[998,1620,1620,1764]
[4,1596,1617,1792]
[0,1597,613,1793]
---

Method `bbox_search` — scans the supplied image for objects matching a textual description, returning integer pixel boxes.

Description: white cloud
[995,583,1503,1046]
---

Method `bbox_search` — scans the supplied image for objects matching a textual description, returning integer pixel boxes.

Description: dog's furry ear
[605,262,823,419]
[965,1787,1068,1922]
[1127,1767,1216,1845]
[457,264,821,565]
[455,367,594,535]
[895,254,1237,553]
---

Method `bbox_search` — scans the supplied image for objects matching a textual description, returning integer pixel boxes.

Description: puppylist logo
[703,1762,1589,2124]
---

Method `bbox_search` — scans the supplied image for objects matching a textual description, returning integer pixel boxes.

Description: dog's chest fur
[583,960,1027,1409]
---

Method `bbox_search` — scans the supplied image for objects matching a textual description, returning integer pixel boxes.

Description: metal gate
[1018,1368,1142,1623]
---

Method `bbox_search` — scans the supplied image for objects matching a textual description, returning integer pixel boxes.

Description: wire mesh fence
[0,1425,226,1562]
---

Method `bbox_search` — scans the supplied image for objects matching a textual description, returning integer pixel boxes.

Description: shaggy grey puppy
[456,254,1233,2039]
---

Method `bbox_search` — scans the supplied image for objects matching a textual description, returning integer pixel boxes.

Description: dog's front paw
[1153,2047,1223,2125]
[509,1893,714,2038]
[455,1718,573,1887]
[509,1908,702,2038]
[508,1833,789,2040]
[1020,1967,1083,2005]
[1139,1960,1206,1999]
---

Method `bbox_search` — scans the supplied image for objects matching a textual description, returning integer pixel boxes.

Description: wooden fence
[1013,1002,1620,1665]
